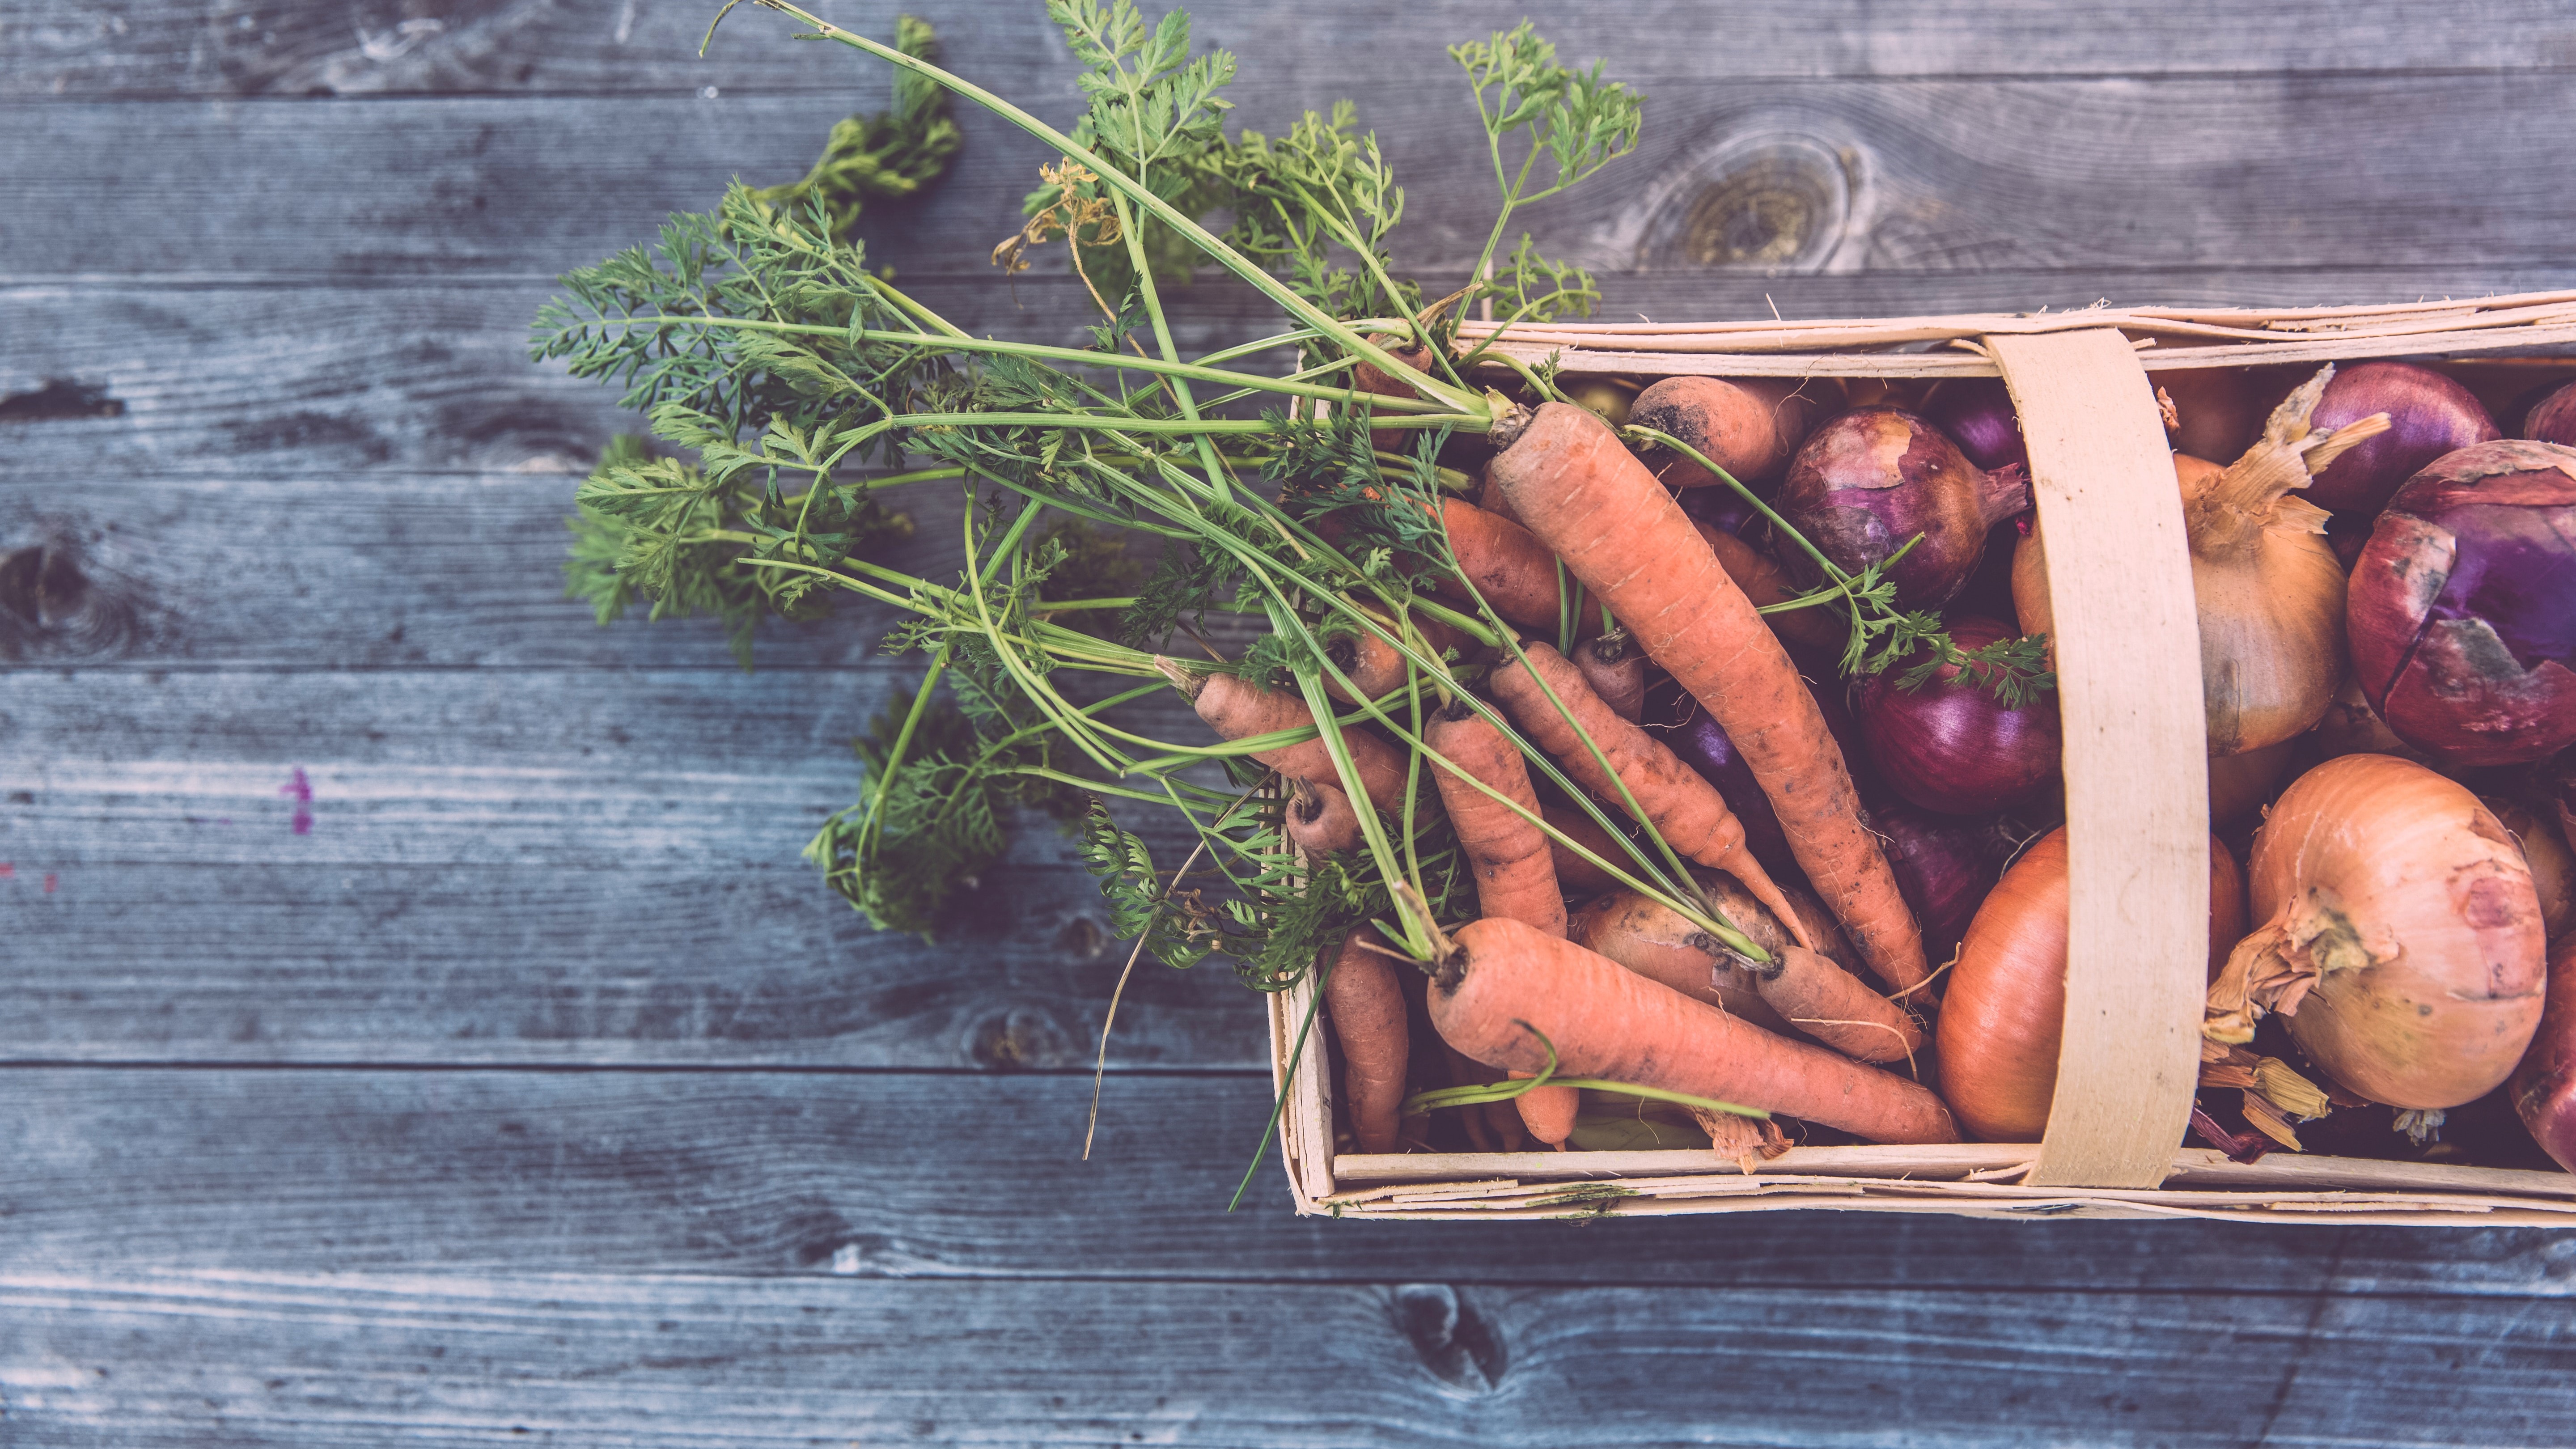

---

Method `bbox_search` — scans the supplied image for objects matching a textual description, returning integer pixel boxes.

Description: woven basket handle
[1987,329,2209,1189]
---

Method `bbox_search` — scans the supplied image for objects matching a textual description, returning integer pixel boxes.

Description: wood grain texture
[13,75,2576,283]
[15,273,2576,486]
[12,1266,2576,1446]
[14,0,2574,100]
[13,1068,2576,1292]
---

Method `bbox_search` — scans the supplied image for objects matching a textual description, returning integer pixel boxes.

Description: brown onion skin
[2157,365,2305,465]
[2309,673,2428,765]
[2241,755,2544,1110]
[2209,739,2296,831]
[2305,361,2501,519]
[2487,797,2576,943]
[2525,381,2576,448]
[1776,407,2032,609]
[2510,936,2576,1173]
[1853,615,2061,816]
[2347,440,2576,767]
[1938,830,2245,1140]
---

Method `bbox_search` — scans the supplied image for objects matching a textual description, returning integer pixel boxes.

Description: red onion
[2523,380,2576,448]
[1776,407,2032,609]
[2305,361,2500,520]
[1853,616,2062,815]
[2348,440,2576,768]
[1869,800,2011,967]
[2512,936,2576,1172]
[1921,377,2025,473]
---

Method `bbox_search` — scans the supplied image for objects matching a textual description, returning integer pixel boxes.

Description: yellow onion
[2207,754,2546,1110]
[2015,366,2388,757]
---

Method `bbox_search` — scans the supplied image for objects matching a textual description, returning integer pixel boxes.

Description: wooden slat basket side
[1271,290,2576,1226]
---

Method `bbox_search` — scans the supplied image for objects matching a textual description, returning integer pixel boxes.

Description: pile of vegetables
[537,0,2576,1181]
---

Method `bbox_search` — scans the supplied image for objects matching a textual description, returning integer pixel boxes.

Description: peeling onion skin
[2510,936,2576,1173]
[2229,755,2545,1111]
[1776,407,2031,610]
[1937,830,2246,1141]
[2526,381,2576,449]
[2306,361,2501,520]
[2347,440,2576,768]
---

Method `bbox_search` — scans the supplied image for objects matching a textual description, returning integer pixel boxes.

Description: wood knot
[1635,132,1855,273]
[0,540,140,661]
[965,1007,1075,1070]
[1390,1284,1506,1395]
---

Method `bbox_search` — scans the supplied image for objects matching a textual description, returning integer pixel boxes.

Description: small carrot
[1431,496,1582,633]
[1323,927,1410,1155]
[1349,335,1436,453]
[1161,661,1406,805]
[1284,776,1361,857]
[1424,698,1576,1147]
[1573,881,1924,1063]
[1691,520,1843,651]
[1318,623,1408,706]
[1489,402,1930,997]
[1488,640,1813,950]
[1427,915,1958,1144]
[1630,375,1835,490]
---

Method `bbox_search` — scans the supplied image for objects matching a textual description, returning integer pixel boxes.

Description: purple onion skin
[1922,377,2027,473]
[1853,615,2062,815]
[1868,800,2010,967]
[2525,381,2576,448]
[1777,407,2031,609]
[2348,440,2576,768]
[2307,361,2500,520]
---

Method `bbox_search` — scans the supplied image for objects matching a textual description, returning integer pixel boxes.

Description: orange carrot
[1630,375,1837,490]
[1284,777,1361,857]
[1318,621,1407,706]
[1349,336,1434,453]
[1488,640,1813,951]
[1323,927,1410,1155]
[1427,916,1959,1144]
[1572,630,1648,722]
[1424,699,1576,1146]
[1572,881,1924,1063]
[1163,663,1406,805]
[1490,402,1929,996]
[1691,521,1843,650]
[1431,496,1582,632]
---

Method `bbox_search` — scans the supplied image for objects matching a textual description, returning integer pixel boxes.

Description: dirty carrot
[1323,927,1411,1155]
[1489,402,1930,996]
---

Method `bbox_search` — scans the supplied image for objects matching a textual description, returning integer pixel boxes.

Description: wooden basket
[1271,291,2576,1226]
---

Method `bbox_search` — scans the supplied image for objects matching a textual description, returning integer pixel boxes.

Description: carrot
[1427,915,1959,1144]
[1431,496,1585,633]
[1572,881,1924,1063]
[1692,520,1843,650]
[1323,927,1410,1155]
[1630,375,1836,490]
[1424,699,1576,1146]
[1284,776,1361,857]
[1318,622,1407,705]
[1572,630,1647,722]
[1543,798,1633,896]
[1162,662,1406,805]
[1439,1041,1525,1152]
[1488,640,1813,950]
[1489,402,1929,996]
[1349,335,1434,453]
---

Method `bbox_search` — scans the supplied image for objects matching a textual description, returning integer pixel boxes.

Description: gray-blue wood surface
[8,3,2576,1442]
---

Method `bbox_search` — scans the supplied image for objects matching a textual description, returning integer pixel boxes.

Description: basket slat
[1992,329,2211,1190]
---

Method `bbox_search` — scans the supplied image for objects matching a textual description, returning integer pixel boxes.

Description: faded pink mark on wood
[0,863,12,878]
[280,766,313,835]
[42,873,57,894]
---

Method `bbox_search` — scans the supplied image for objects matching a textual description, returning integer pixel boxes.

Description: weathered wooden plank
[0,860,1258,1066]
[12,270,2575,484]
[0,470,1087,670]
[0,667,1212,869]
[9,1265,2576,1445]
[10,0,2570,102]
[11,1067,2576,1294]
[13,76,2576,284]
